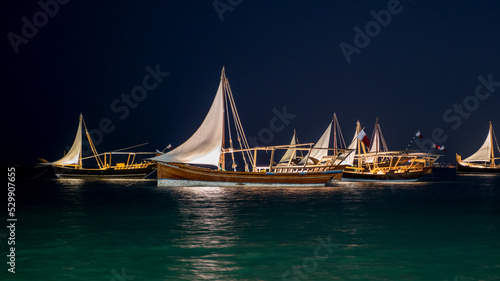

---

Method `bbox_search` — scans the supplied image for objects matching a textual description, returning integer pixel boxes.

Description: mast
[82,115,104,169]
[368,118,388,155]
[78,113,83,169]
[333,114,337,155]
[220,67,226,171]
[490,121,494,167]
[355,121,364,169]
[356,121,366,155]
[370,118,381,153]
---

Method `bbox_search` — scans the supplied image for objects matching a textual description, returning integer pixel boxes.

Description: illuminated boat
[456,122,500,173]
[340,119,440,181]
[151,67,352,187]
[39,114,157,179]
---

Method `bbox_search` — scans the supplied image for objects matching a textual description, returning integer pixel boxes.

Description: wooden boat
[339,118,440,181]
[151,67,352,187]
[39,114,157,179]
[157,162,343,187]
[456,122,500,174]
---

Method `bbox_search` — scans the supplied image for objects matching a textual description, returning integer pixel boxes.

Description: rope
[82,118,104,168]
[112,142,149,152]
[493,127,500,154]
[337,119,346,149]
[29,166,50,179]
[228,98,248,171]
[378,123,389,152]
[125,166,158,187]
[226,82,254,168]
[223,82,239,171]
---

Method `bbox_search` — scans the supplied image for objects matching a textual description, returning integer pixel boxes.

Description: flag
[437,145,447,152]
[162,144,173,153]
[432,143,447,152]
[357,129,370,148]
[416,131,423,139]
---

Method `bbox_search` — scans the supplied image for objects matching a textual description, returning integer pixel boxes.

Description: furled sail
[300,122,332,164]
[463,127,492,162]
[151,73,225,166]
[280,129,297,163]
[47,114,83,166]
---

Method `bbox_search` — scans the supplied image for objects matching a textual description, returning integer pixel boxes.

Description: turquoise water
[4,169,500,280]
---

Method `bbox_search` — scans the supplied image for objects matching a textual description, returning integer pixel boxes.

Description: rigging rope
[226,83,254,169]
[334,115,347,149]
[493,127,500,154]
[82,118,104,168]
[223,81,237,171]
[227,85,250,171]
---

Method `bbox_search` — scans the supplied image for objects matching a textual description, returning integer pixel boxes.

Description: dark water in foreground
[3,169,500,280]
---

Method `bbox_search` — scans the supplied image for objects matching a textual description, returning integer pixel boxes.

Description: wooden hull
[342,168,430,182]
[52,164,157,179]
[456,162,500,174]
[157,163,343,187]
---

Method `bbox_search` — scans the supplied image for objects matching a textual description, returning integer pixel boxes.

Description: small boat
[340,118,440,181]
[39,114,157,179]
[456,122,500,173]
[151,67,352,187]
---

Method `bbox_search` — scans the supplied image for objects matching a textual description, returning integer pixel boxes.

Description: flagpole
[407,131,424,154]
[427,146,434,155]
[405,135,417,153]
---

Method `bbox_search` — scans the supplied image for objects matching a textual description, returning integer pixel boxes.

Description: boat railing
[226,144,354,173]
[79,151,157,170]
[460,161,498,168]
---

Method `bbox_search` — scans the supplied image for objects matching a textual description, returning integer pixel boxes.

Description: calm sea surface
[4,169,500,280]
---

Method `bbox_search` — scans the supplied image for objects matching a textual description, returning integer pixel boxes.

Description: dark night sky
[2,0,500,166]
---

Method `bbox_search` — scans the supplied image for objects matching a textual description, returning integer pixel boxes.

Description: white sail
[151,74,225,166]
[48,114,83,166]
[280,130,297,163]
[463,128,492,162]
[341,130,358,165]
[370,131,380,153]
[366,119,388,163]
[366,130,379,163]
[300,122,331,164]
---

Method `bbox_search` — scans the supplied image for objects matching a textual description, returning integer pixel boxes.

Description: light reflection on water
[173,254,241,280]
[172,187,240,249]
[156,184,426,279]
[158,186,242,278]
[54,178,86,187]
[19,172,500,280]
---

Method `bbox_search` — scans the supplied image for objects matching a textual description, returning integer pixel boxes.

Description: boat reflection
[167,186,241,279]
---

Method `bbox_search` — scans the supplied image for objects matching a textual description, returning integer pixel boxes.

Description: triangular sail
[463,126,492,162]
[367,119,388,163]
[300,122,332,164]
[48,114,83,166]
[341,130,358,165]
[370,131,380,153]
[369,119,388,153]
[280,130,297,163]
[366,128,379,163]
[151,73,225,166]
